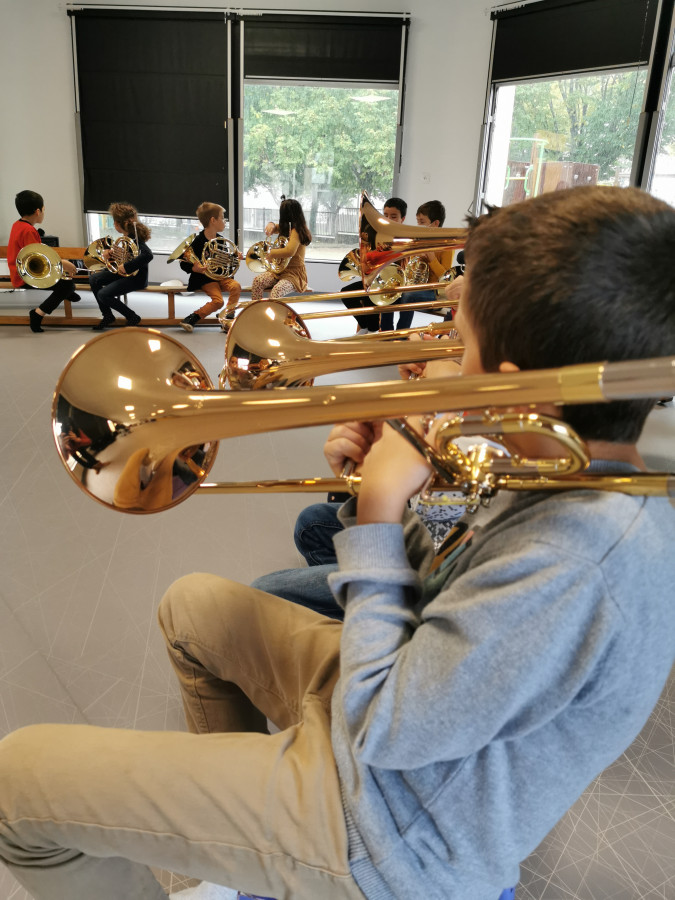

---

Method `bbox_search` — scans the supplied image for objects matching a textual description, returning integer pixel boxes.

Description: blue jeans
[251,565,342,620]
[293,502,343,566]
[380,289,435,331]
[89,269,147,319]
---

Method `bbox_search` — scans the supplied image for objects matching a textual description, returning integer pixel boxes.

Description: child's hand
[324,421,380,477]
[356,421,434,525]
[193,262,207,274]
[264,222,277,237]
[62,260,78,276]
[397,333,434,381]
[444,274,465,305]
[117,265,127,276]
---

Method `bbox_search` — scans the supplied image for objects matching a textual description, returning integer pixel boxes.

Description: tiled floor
[0,293,673,899]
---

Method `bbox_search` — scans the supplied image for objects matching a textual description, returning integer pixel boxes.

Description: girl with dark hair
[90,202,153,330]
[250,196,312,301]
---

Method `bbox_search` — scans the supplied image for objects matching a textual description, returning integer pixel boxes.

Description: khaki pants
[0,575,364,900]
[194,279,242,318]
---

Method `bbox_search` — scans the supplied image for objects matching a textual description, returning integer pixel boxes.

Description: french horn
[245,235,290,274]
[168,234,240,280]
[16,244,73,289]
[84,236,138,277]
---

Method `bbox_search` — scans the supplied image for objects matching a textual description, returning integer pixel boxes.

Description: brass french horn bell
[84,236,113,273]
[167,234,199,265]
[221,300,464,390]
[245,235,290,274]
[83,236,137,277]
[16,244,72,289]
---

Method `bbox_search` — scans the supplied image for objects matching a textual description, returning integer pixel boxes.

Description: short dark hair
[464,186,675,443]
[384,197,407,218]
[15,190,44,217]
[417,200,446,226]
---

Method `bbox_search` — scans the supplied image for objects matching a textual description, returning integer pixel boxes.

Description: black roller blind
[491,0,658,81]
[72,9,228,217]
[243,15,407,81]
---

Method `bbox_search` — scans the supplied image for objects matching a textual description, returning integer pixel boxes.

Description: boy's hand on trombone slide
[323,419,437,526]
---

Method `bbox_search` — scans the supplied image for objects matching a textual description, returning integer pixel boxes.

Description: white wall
[0,0,493,261]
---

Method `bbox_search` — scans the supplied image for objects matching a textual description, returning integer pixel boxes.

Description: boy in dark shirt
[179,202,241,332]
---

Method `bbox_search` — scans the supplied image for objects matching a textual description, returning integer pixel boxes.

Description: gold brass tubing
[302,299,453,321]
[197,473,675,498]
[276,281,453,304]
[491,473,675,497]
[334,321,458,341]
[200,476,360,494]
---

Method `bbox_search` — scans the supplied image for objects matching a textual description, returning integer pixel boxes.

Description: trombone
[220,300,463,389]
[52,328,675,514]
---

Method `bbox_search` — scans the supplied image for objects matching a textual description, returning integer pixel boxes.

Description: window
[484,70,647,208]
[649,69,675,206]
[242,84,399,260]
[85,213,235,255]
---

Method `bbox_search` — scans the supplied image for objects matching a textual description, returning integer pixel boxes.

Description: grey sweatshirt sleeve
[329,522,619,770]
[337,497,436,575]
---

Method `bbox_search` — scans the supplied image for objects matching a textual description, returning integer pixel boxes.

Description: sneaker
[125,313,142,327]
[70,292,81,303]
[92,317,115,332]
[355,328,370,336]
[180,313,201,333]
[29,308,44,333]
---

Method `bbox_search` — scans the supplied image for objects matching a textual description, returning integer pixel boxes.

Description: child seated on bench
[179,202,241,333]
[8,189,80,333]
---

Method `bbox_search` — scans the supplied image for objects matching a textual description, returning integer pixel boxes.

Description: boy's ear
[498,361,520,374]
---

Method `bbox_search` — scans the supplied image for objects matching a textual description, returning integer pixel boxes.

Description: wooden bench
[0,245,195,327]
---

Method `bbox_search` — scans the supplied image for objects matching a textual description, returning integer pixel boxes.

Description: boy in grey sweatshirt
[0,186,673,900]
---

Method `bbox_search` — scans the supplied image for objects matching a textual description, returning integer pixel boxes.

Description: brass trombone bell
[52,328,675,514]
[16,244,71,289]
[359,192,466,285]
[338,248,361,282]
[221,300,464,390]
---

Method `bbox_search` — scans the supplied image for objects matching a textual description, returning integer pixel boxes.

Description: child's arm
[267,228,300,260]
[425,248,456,281]
[119,242,154,276]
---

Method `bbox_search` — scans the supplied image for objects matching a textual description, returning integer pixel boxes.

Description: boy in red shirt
[8,190,79,332]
